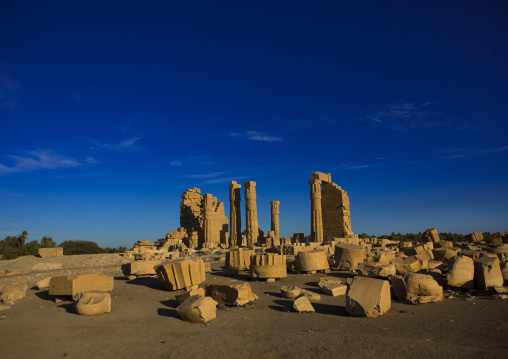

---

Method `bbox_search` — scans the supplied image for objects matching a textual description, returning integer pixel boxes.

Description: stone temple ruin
[125,172,358,259]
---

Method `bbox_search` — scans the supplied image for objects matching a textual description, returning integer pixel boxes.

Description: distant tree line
[0,231,127,260]
[360,232,490,243]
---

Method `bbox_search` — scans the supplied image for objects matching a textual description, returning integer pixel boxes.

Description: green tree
[59,240,104,255]
[40,236,57,248]
[25,240,41,255]
[17,231,28,248]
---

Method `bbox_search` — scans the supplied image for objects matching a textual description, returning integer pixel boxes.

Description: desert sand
[0,253,507,359]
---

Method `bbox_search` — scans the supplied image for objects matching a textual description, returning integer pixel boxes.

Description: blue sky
[1,1,507,248]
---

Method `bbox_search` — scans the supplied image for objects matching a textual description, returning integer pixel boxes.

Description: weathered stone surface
[249,254,287,279]
[358,262,396,278]
[177,294,218,324]
[447,256,474,289]
[155,259,206,291]
[225,249,255,270]
[31,262,63,272]
[346,277,391,318]
[206,281,257,306]
[38,247,63,258]
[176,288,206,304]
[0,305,10,311]
[281,286,303,299]
[229,181,242,247]
[390,256,422,275]
[403,273,443,304]
[37,277,52,290]
[270,201,280,243]
[334,244,366,271]
[317,277,347,296]
[473,256,504,290]
[423,228,440,243]
[0,281,28,305]
[73,292,111,316]
[295,249,330,272]
[300,289,321,302]
[432,248,460,263]
[293,296,315,313]
[49,273,114,296]
[244,181,259,246]
[128,260,161,276]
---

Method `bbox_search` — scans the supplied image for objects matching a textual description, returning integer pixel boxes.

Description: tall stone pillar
[309,179,323,243]
[202,193,214,248]
[228,181,242,247]
[244,181,259,247]
[270,201,280,241]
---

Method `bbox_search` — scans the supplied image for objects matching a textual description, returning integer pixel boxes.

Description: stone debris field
[0,172,507,358]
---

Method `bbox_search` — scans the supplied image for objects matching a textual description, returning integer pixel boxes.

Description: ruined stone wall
[321,182,353,242]
[180,188,202,231]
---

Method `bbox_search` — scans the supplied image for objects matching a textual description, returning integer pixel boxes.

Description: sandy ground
[0,254,507,359]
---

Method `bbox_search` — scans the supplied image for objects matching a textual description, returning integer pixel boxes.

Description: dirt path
[0,255,507,358]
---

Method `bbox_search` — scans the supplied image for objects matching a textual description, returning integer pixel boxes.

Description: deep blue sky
[1,1,507,248]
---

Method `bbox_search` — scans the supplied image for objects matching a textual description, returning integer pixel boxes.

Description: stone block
[31,263,63,272]
[155,258,206,291]
[295,249,330,272]
[293,296,315,313]
[37,277,52,290]
[334,244,366,271]
[300,289,321,302]
[280,286,303,299]
[73,292,111,316]
[0,281,28,305]
[447,256,474,289]
[317,277,347,296]
[177,294,218,324]
[38,247,63,258]
[49,273,114,296]
[249,254,287,279]
[128,260,162,276]
[346,277,391,318]
[205,281,258,306]
[176,288,205,304]
[473,256,504,290]
[403,273,443,304]
[390,256,422,274]
[225,249,255,270]
[358,262,396,278]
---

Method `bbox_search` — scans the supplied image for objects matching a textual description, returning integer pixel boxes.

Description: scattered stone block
[128,260,162,276]
[358,262,396,278]
[318,277,347,296]
[334,244,366,271]
[0,305,10,311]
[155,258,206,291]
[49,273,114,296]
[293,296,315,313]
[37,277,52,290]
[249,254,287,279]
[280,286,303,299]
[300,289,321,302]
[391,256,422,275]
[204,262,211,273]
[176,288,206,305]
[206,281,258,306]
[177,294,218,324]
[473,256,504,290]
[346,277,391,317]
[0,281,28,305]
[402,273,443,304]
[38,247,63,258]
[73,292,111,316]
[423,228,440,243]
[295,250,330,272]
[31,263,62,272]
[225,249,256,270]
[447,256,474,289]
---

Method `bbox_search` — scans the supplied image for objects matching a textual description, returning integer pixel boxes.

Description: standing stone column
[228,181,242,247]
[202,193,214,248]
[244,181,259,247]
[309,179,323,243]
[270,201,280,241]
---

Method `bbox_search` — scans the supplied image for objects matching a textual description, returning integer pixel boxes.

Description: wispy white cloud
[84,157,99,164]
[342,162,377,170]
[203,176,248,184]
[0,73,20,109]
[231,130,283,142]
[91,136,143,151]
[441,145,508,160]
[186,172,226,178]
[364,102,442,130]
[169,155,214,167]
[0,150,81,175]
